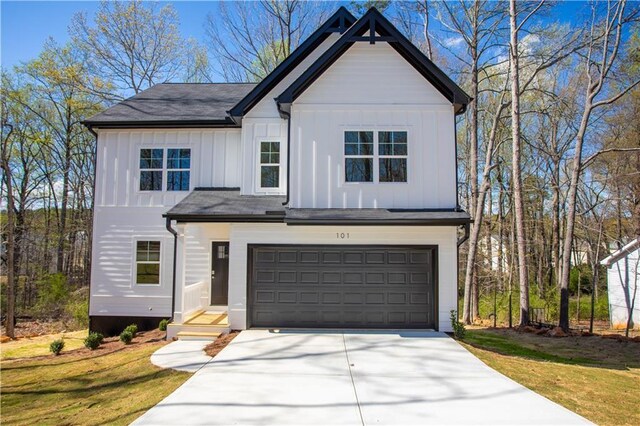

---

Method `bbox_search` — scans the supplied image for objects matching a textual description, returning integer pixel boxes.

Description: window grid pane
[260,142,280,188]
[136,241,160,285]
[167,148,191,191]
[344,131,374,182]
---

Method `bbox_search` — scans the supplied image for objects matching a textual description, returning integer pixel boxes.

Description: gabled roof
[227,6,356,121]
[277,7,471,115]
[84,83,256,129]
[601,237,640,267]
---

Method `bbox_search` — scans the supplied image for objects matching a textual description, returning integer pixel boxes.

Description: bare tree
[70,0,187,97]
[559,0,640,331]
[206,1,329,82]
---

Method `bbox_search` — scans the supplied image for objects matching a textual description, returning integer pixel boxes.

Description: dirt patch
[1,319,77,340]
[471,327,640,367]
[204,331,240,357]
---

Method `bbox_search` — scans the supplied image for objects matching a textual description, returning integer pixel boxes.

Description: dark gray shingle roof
[85,83,256,127]
[165,189,470,225]
[284,208,471,225]
[164,188,286,221]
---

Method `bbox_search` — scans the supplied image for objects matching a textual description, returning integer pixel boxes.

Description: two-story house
[84,7,471,339]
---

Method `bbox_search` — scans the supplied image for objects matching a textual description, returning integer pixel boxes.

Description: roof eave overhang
[163,214,286,223]
[284,218,472,226]
[82,118,240,130]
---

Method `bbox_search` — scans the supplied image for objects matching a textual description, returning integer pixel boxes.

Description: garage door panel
[249,245,436,329]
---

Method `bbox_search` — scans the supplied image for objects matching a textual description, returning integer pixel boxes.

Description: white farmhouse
[83,7,471,338]
[601,237,640,330]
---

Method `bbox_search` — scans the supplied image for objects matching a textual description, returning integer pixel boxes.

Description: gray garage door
[248,245,437,329]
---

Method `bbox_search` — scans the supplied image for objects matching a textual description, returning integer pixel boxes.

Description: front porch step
[176,331,221,341]
[167,311,230,340]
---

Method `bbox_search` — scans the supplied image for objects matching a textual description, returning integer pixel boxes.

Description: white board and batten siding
[238,34,341,196]
[290,42,456,209]
[90,129,241,317]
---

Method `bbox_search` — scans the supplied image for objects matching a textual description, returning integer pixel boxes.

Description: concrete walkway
[136,330,591,425]
[150,340,212,373]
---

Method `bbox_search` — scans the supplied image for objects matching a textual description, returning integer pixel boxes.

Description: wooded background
[2,0,639,338]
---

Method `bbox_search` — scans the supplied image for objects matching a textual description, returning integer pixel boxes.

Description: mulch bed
[204,331,240,357]
[1,320,75,342]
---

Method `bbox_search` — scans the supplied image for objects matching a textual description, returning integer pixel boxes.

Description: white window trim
[133,239,162,287]
[378,130,409,184]
[138,147,164,193]
[342,129,409,184]
[136,147,192,193]
[256,138,284,192]
[166,148,192,192]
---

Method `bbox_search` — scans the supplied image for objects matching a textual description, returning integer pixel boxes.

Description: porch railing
[183,281,206,317]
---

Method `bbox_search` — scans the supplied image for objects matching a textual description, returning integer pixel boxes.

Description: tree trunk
[1,126,16,338]
[509,0,529,327]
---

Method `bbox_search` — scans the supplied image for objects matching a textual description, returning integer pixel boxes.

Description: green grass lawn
[462,328,640,426]
[0,331,189,425]
[1,330,88,360]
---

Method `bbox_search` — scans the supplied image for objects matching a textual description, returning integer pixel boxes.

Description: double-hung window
[344,131,374,182]
[378,131,408,182]
[167,148,191,191]
[139,148,191,191]
[344,131,407,183]
[260,141,280,188]
[139,149,164,191]
[135,241,161,285]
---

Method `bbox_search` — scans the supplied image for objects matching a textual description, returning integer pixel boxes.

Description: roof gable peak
[277,7,471,115]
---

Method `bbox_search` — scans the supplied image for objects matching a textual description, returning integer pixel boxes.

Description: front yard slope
[462,328,640,426]
[1,331,189,426]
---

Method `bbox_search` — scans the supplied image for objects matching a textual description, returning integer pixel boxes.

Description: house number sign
[336,232,350,239]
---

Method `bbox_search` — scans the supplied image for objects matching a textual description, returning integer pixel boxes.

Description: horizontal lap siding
[90,206,173,317]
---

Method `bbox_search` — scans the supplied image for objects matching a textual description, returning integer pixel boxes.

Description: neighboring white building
[83,7,471,338]
[601,237,640,330]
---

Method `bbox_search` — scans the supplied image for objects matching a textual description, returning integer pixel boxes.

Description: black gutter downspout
[276,101,292,206]
[165,217,178,322]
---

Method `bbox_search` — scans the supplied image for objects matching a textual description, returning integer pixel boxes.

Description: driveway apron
[133,330,591,425]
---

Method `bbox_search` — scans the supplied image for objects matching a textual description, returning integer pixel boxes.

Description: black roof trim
[277,7,471,114]
[83,118,240,130]
[228,6,356,120]
[284,219,471,226]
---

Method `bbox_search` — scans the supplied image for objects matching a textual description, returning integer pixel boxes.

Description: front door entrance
[211,242,229,305]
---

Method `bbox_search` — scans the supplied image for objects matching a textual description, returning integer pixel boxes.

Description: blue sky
[1,0,591,71]
[1,0,227,69]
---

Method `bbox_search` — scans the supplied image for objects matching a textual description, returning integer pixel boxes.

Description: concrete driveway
[134,330,590,425]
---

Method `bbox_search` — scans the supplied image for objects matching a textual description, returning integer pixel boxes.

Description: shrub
[65,298,89,329]
[119,330,133,344]
[124,323,138,337]
[159,319,168,331]
[34,273,70,318]
[49,339,65,355]
[84,332,104,350]
[450,310,466,340]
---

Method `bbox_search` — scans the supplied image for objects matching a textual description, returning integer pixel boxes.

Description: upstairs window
[378,131,407,182]
[344,130,407,183]
[135,241,161,285]
[139,149,163,191]
[167,148,191,191]
[139,148,191,191]
[260,141,280,188]
[344,131,374,182]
